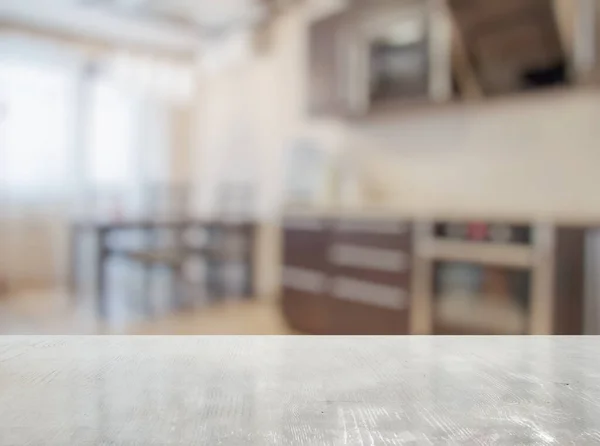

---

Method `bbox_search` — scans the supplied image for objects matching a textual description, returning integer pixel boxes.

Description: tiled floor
[0,289,296,335]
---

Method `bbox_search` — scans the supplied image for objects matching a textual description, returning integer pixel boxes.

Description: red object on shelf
[468,222,488,241]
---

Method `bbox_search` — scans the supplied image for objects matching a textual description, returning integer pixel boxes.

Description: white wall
[190,0,350,219]
[350,88,600,221]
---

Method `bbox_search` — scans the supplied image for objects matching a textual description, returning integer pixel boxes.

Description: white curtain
[80,76,141,220]
[81,76,172,219]
[0,53,77,288]
[87,79,138,189]
[0,59,75,200]
[0,37,174,290]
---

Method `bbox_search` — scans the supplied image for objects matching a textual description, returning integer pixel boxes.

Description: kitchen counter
[283,206,600,227]
[281,211,589,335]
[1,336,600,444]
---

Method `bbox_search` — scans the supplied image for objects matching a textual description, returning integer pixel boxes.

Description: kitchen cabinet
[281,213,586,335]
[307,0,451,118]
[282,215,413,335]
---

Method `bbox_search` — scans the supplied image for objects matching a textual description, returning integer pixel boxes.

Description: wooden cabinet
[282,216,413,335]
[307,0,600,115]
[553,227,585,334]
[327,219,412,334]
[307,0,449,118]
[281,218,331,334]
[282,215,586,335]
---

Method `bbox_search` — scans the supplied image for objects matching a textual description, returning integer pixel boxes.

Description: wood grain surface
[1,337,599,444]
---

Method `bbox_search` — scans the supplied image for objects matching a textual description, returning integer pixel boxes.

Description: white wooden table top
[0,336,599,445]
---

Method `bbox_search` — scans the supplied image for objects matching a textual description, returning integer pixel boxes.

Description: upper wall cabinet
[308,0,443,117]
[307,0,600,119]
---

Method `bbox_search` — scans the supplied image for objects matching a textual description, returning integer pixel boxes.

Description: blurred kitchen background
[0,0,600,335]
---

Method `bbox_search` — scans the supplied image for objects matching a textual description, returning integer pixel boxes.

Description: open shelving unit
[412,220,585,335]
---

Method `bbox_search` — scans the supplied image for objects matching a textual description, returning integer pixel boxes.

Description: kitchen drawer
[328,298,410,335]
[332,219,411,250]
[282,291,330,334]
[283,219,330,269]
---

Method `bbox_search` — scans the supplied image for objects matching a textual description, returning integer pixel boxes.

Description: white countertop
[1,336,599,445]
[283,206,600,227]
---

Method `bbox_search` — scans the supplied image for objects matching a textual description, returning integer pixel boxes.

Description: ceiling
[87,0,265,32]
[0,0,270,54]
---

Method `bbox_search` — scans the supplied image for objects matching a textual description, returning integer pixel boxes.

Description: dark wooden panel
[283,240,328,269]
[283,221,329,269]
[328,298,409,335]
[433,321,526,336]
[553,228,585,335]
[332,232,411,250]
[327,219,412,334]
[281,291,330,334]
[282,218,332,334]
[330,220,412,286]
[282,217,414,335]
[331,268,411,288]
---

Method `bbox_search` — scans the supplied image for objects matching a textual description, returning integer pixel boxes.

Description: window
[86,79,138,188]
[0,59,73,197]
